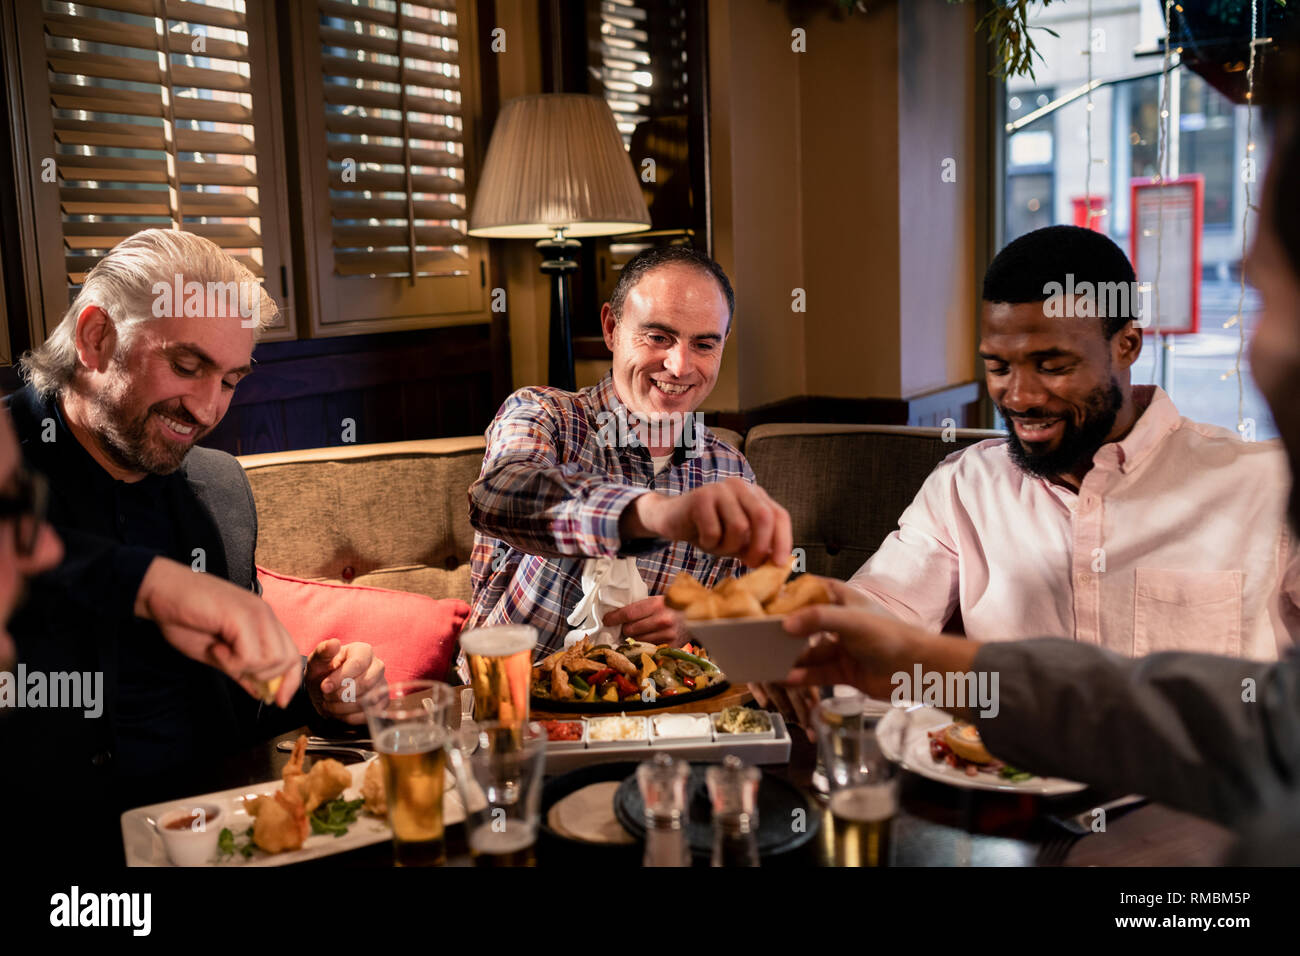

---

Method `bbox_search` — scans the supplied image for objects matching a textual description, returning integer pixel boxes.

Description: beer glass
[362,680,456,867]
[461,625,537,726]
[814,693,898,867]
[453,721,546,867]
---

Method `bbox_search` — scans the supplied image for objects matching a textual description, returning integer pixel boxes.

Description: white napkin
[564,557,650,648]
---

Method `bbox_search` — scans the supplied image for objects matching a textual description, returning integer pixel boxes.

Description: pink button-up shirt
[849,386,1300,660]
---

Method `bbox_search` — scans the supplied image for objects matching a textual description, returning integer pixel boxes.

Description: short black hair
[982,225,1137,338]
[609,245,736,330]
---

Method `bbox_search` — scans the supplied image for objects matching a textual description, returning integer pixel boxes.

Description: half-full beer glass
[363,680,456,866]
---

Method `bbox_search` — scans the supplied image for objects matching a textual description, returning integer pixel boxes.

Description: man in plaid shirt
[466,246,792,658]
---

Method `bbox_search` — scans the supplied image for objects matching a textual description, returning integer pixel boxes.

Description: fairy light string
[1221,0,1260,440]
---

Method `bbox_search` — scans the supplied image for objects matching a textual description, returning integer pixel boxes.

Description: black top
[0,386,315,861]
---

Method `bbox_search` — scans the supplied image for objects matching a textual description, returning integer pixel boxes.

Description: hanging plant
[829,0,1064,80]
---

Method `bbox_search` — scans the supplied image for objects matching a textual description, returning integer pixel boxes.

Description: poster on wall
[1129,175,1204,336]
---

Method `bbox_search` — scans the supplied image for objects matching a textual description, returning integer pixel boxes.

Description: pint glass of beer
[451,721,546,867]
[362,680,456,867]
[461,625,537,727]
[814,693,898,867]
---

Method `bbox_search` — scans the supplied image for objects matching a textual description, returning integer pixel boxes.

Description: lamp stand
[537,231,581,392]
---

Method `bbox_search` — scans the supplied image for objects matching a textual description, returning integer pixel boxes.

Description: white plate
[122,758,465,867]
[877,707,1086,796]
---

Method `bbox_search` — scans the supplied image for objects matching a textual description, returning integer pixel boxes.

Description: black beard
[999,380,1124,480]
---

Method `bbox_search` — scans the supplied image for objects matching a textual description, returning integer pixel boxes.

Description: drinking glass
[461,625,537,726]
[362,680,456,867]
[814,693,898,867]
[453,721,546,867]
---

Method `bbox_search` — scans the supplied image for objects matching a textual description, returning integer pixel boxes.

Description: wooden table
[228,710,1235,867]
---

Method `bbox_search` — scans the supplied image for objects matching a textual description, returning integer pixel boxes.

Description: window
[288,0,487,336]
[12,0,294,340]
[1000,3,1277,440]
[6,0,487,345]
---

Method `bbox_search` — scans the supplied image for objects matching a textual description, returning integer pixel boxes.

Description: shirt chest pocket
[1132,568,1243,656]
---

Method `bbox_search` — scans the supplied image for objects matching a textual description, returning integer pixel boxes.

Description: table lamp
[469,94,651,391]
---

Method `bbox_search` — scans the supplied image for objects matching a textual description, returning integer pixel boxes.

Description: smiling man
[467,246,791,657]
[1,230,384,860]
[847,225,1299,659]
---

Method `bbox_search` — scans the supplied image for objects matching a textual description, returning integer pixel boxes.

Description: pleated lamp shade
[469,94,652,239]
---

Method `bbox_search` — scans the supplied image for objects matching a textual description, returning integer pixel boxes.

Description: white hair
[20,229,279,398]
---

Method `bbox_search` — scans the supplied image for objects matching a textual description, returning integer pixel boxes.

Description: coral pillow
[256,566,469,683]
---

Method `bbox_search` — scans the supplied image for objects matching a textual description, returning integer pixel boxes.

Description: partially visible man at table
[0,412,63,671]
[781,66,1300,861]
[0,230,384,860]
[845,225,1298,659]
[467,246,791,658]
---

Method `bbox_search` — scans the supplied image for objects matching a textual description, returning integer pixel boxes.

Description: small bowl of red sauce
[155,804,223,866]
[538,720,586,749]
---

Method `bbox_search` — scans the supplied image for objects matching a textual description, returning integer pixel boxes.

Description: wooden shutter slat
[318,25,399,56]
[322,84,462,117]
[165,32,248,62]
[166,0,247,30]
[68,0,158,17]
[325,112,462,142]
[48,50,162,84]
[326,142,462,168]
[346,170,465,193]
[170,62,251,93]
[332,224,466,247]
[177,161,257,186]
[330,197,466,220]
[54,119,167,150]
[173,128,256,155]
[60,186,172,215]
[320,55,458,91]
[181,192,260,216]
[180,221,263,246]
[45,13,160,52]
[56,154,170,182]
[170,96,253,124]
[51,83,164,118]
[332,249,467,277]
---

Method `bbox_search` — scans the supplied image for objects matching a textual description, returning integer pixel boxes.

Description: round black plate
[613,763,820,860]
[537,762,643,865]
[531,679,730,714]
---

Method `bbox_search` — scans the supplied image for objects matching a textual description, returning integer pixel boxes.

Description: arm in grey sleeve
[973,640,1300,826]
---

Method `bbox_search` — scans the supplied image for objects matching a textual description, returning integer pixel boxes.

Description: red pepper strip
[660,688,680,696]
[681,676,696,689]
[588,668,615,686]
[613,674,638,697]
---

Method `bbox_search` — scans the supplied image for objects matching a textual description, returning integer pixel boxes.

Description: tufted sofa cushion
[238,438,487,601]
[743,423,1005,582]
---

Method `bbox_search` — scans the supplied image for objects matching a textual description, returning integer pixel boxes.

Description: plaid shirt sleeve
[468,389,654,559]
